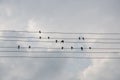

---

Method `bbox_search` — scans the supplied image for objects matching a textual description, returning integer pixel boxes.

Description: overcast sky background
[0,0,120,80]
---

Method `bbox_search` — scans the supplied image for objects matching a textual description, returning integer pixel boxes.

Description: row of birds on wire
[0,30,120,52]
[0,30,120,59]
[16,45,91,51]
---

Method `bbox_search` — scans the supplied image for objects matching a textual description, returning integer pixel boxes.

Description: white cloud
[78,58,120,80]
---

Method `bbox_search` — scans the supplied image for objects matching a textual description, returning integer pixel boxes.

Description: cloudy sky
[0,0,120,80]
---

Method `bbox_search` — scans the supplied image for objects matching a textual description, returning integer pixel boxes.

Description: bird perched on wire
[28,45,31,49]
[55,40,58,43]
[81,47,83,50]
[71,46,73,50]
[39,30,41,33]
[18,45,20,49]
[61,47,64,50]
[48,36,50,39]
[61,40,64,43]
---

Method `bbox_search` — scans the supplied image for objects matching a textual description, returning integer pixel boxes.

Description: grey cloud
[0,0,120,32]
[79,59,120,80]
[0,31,89,80]
[0,0,120,80]
[0,32,68,80]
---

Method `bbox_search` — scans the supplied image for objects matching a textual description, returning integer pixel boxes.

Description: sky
[0,0,120,80]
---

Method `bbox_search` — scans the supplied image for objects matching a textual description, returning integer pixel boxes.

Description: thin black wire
[0,51,119,53]
[1,36,120,40]
[0,30,36,33]
[0,39,120,44]
[1,30,120,35]
[0,30,120,59]
[0,36,37,39]
[0,56,119,59]
[1,47,120,50]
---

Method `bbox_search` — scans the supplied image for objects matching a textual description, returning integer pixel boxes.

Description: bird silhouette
[71,46,73,50]
[18,45,20,49]
[28,45,31,49]
[81,47,83,50]
[48,36,50,39]
[89,47,91,49]
[55,40,58,43]
[39,30,41,33]
[61,47,64,50]
[82,37,85,40]
[39,36,42,39]
[61,40,64,43]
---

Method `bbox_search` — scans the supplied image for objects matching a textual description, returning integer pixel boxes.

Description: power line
[1,36,120,40]
[0,51,119,53]
[1,30,120,35]
[0,36,37,39]
[0,30,120,59]
[0,39,120,44]
[0,30,36,33]
[0,56,119,59]
[1,47,120,50]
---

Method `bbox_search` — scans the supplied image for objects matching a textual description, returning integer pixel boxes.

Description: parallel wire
[1,39,120,44]
[0,56,119,59]
[1,47,120,50]
[0,30,120,59]
[1,36,120,40]
[0,50,119,53]
[1,30,120,35]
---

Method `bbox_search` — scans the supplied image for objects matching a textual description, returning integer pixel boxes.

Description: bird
[82,37,85,40]
[48,36,50,39]
[55,40,58,43]
[39,36,42,39]
[61,40,64,43]
[89,47,92,49]
[61,47,64,50]
[78,37,81,40]
[18,45,20,49]
[28,45,31,49]
[71,46,73,50]
[39,30,41,33]
[81,47,83,50]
